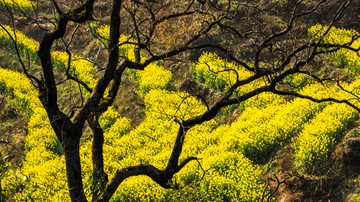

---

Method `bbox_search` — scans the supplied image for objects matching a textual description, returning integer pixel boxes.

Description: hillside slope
[1,0,360,201]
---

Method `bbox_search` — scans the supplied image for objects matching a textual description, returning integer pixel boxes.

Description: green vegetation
[1,0,360,201]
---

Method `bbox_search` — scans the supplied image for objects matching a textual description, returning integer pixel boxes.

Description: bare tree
[0,0,359,201]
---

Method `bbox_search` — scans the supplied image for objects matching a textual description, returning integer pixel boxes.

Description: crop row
[0,0,34,16]
[0,24,96,95]
[309,24,360,75]
[0,68,67,201]
[2,23,360,201]
[294,103,358,169]
[0,27,269,200]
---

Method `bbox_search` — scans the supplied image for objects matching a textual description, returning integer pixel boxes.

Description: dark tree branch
[87,115,108,202]
[33,1,97,201]
[99,156,198,201]
[51,0,63,15]
[0,20,41,87]
[2,0,359,201]
[166,121,187,172]
[337,81,360,101]
[73,0,120,128]
[182,85,271,129]
[261,172,293,202]
[254,0,328,73]
[37,0,96,117]
[58,24,94,93]
[271,88,360,113]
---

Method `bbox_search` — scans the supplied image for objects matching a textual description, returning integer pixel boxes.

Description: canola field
[1,17,360,201]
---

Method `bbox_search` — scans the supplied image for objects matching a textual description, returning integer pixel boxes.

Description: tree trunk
[88,116,108,201]
[63,133,87,202]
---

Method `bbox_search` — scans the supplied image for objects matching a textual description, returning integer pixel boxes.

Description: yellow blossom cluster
[177,122,266,200]
[290,77,360,169]
[3,22,360,201]
[0,67,68,201]
[217,91,327,162]
[309,24,360,75]
[192,52,257,94]
[135,63,173,95]
[95,114,266,200]
[95,24,142,62]
[243,92,286,109]
[0,68,38,111]
[0,0,34,15]
[95,23,172,98]
[293,103,358,169]
[51,51,97,91]
[75,58,268,200]
[0,24,39,61]
[95,23,175,97]
[0,23,97,95]
[144,89,207,121]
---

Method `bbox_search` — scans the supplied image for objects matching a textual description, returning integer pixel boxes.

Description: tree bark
[87,116,108,201]
[63,132,87,202]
